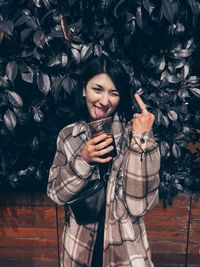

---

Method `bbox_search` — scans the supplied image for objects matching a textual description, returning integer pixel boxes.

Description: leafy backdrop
[0,0,199,204]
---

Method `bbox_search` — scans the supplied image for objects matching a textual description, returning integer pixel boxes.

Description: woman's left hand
[131,94,155,133]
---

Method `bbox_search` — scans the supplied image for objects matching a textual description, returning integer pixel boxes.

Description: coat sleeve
[47,129,95,205]
[123,130,160,217]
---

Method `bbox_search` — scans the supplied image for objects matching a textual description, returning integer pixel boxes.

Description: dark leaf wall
[0,0,199,203]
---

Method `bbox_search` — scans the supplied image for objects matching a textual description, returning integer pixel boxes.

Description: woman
[47,55,160,267]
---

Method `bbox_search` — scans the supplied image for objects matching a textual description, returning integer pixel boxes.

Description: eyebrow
[93,83,103,88]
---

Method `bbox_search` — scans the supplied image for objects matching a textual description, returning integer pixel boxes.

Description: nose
[99,93,110,106]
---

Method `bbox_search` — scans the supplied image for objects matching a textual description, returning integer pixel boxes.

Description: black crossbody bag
[66,162,111,225]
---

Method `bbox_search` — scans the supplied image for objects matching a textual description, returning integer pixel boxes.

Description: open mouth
[94,106,108,119]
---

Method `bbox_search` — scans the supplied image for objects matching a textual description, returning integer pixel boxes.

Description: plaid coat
[47,114,160,267]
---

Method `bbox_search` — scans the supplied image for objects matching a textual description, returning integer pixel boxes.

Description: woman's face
[83,73,120,120]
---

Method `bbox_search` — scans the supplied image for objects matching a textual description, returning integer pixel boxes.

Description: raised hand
[131,93,155,133]
[81,133,114,164]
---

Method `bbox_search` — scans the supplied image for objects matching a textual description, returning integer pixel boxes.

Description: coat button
[140,138,145,144]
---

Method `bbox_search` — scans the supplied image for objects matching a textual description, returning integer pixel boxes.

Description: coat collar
[72,121,88,137]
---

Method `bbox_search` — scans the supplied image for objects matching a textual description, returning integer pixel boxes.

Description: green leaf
[187,0,200,15]
[48,29,63,38]
[182,126,190,134]
[61,53,68,67]
[8,91,23,108]
[103,27,113,41]
[51,76,64,101]
[189,88,200,97]
[174,132,185,140]
[161,113,169,127]
[113,0,126,18]
[35,169,43,181]
[71,49,80,63]
[143,0,155,15]
[160,141,170,157]
[15,14,30,26]
[94,44,102,57]
[13,107,29,123]
[109,37,118,53]
[178,89,189,99]
[125,20,136,35]
[31,136,39,152]
[0,76,9,88]
[6,61,18,82]
[149,78,160,88]
[62,77,75,94]
[168,110,178,121]
[172,143,181,159]
[4,109,17,131]
[165,73,182,83]
[21,72,34,83]
[183,63,190,79]
[157,56,166,73]
[173,22,185,37]
[21,28,32,42]
[161,0,179,24]
[136,6,143,30]
[21,9,32,16]
[33,0,42,7]
[26,16,38,30]
[33,30,46,48]
[154,109,160,125]
[47,56,61,67]
[37,72,50,95]
[174,49,193,58]
[173,182,183,191]
[32,106,44,123]
[180,103,188,114]
[0,20,14,35]
[187,76,199,84]
[0,92,8,106]
[185,38,195,49]
[80,44,93,60]
[33,47,43,61]
[156,109,169,127]
[151,5,163,23]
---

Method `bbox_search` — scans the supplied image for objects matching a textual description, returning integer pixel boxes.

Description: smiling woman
[47,55,161,267]
[83,73,120,120]
[74,55,133,123]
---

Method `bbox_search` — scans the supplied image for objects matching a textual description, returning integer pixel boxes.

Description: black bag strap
[64,161,112,225]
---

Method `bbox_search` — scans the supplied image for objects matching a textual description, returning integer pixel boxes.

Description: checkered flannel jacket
[47,114,160,267]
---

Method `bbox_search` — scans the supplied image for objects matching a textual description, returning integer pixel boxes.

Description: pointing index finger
[134,93,148,114]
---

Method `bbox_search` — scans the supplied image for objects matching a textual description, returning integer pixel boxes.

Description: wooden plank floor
[0,194,59,267]
[187,196,200,267]
[0,193,200,267]
[145,196,190,267]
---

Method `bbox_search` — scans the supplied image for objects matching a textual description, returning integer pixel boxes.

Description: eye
[110,91,120,97]
[92,87,102,93]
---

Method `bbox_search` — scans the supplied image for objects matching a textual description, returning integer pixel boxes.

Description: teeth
[96,106,107,111]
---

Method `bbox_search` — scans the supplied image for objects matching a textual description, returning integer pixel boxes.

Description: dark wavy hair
[73,55,133,123]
